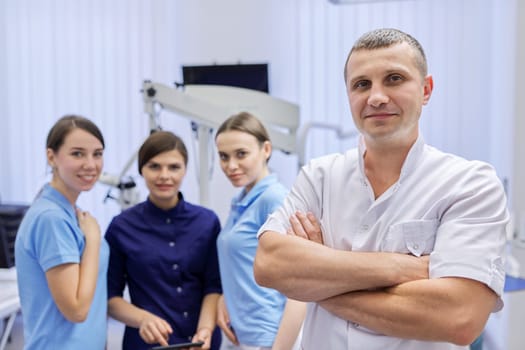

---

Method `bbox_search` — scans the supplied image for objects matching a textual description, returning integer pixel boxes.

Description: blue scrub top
[15,183,109,350]
[106,193,222,350]
[217,174,288,347]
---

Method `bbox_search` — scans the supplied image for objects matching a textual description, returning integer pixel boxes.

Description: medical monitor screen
[182,63,269,93]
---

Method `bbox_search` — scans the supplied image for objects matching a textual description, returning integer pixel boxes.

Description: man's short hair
[344,28,428,82]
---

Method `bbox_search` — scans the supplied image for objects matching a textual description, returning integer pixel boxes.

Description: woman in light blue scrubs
[215,112,305,350]
[15,115,108,350]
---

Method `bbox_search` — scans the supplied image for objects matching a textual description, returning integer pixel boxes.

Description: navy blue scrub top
[106,193,222,350]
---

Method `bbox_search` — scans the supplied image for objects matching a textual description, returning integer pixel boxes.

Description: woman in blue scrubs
[105,131,222,350]
[215,112,305,350]
[15,115,108,349]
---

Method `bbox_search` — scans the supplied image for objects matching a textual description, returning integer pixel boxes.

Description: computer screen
[182,63,269,93]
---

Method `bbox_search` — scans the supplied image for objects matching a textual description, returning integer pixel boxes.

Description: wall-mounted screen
[182,63,269,93]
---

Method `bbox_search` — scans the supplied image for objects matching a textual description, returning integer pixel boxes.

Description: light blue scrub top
[217,174,288,347]
[15,184,109,350]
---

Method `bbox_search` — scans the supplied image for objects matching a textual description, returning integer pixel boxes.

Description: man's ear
[422,75,434,105]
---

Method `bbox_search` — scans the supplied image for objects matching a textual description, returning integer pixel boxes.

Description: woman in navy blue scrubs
[105,131,222,350]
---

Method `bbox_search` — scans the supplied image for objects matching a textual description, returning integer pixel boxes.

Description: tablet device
[151,341,204,350]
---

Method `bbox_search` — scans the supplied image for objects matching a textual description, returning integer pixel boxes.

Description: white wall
[0,0,517,230]
[513,0,525,239]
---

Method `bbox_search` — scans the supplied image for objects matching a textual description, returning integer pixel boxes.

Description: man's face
[345,42,433,146]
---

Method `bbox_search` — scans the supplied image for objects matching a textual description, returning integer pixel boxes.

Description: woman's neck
[49,179,79,206]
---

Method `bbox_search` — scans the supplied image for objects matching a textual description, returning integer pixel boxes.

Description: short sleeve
[429,162,509,306]
[31,210,83,271]
[258,157,327,239]
[105,218,128,299]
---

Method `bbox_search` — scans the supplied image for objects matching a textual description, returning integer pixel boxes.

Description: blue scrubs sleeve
[33,211,83,271]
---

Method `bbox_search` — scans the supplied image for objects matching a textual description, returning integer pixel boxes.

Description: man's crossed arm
[254,211,497,346]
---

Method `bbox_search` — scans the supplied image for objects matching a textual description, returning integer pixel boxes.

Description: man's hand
[288,211,324,244]
[287,211,429,283]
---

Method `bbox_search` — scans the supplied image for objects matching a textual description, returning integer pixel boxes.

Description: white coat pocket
[381,219,439,256]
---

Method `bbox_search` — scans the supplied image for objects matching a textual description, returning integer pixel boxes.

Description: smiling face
[47,128,104,204]
[216,130,271,193]
[345,42,433,148]
[141,149,186,210]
